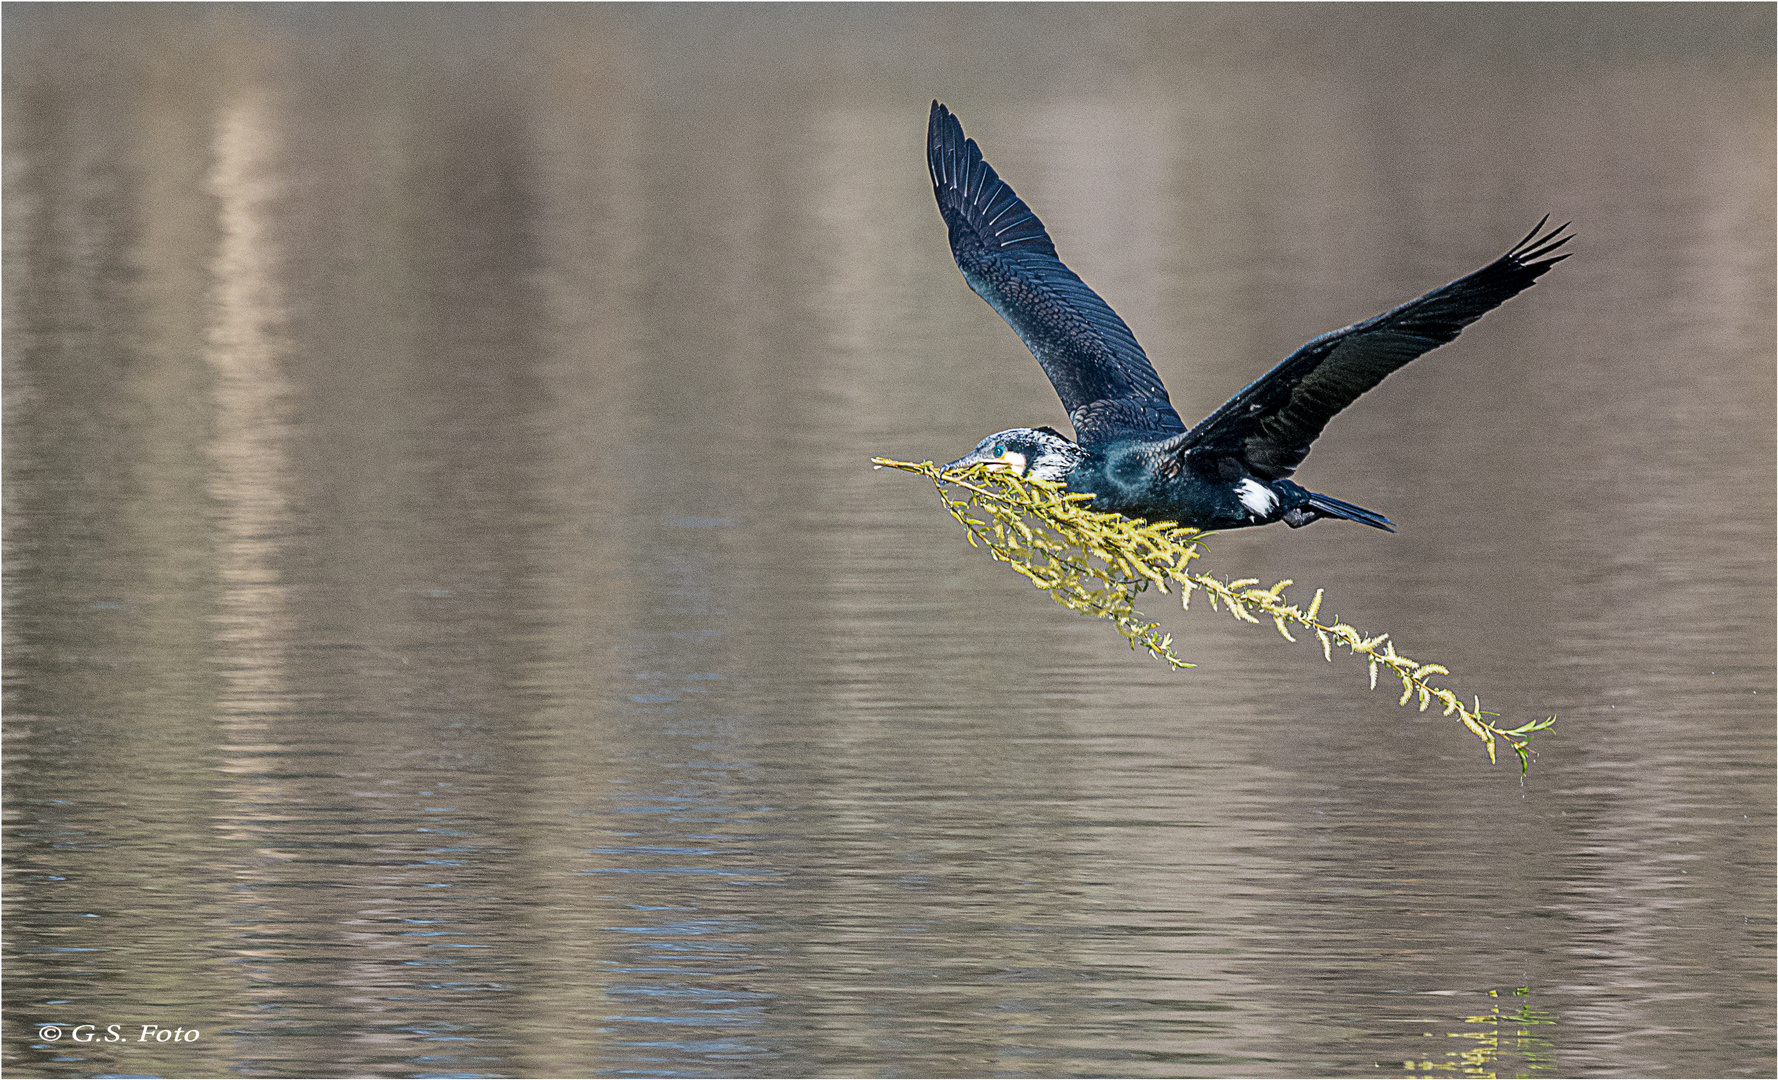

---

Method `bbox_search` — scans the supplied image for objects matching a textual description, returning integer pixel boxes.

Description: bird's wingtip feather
[1509,217,1574,267]
[1515,213,1551,248]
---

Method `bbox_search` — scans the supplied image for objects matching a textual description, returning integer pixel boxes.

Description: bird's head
[942,426,1084,482]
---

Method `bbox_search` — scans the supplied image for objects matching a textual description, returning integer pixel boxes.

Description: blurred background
[4,4,1772,1077]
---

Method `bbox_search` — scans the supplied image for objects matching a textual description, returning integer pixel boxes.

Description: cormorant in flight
[929,101,1570,532]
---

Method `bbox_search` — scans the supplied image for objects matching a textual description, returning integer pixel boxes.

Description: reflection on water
[1402,987,1558,1078]
[4,6,1774,1078]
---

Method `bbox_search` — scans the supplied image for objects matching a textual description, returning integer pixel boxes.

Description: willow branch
[874,456,1554,775]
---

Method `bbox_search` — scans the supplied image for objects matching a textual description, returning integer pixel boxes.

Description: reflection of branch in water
[874,457,1555,775]
[1403,986,1557,1077]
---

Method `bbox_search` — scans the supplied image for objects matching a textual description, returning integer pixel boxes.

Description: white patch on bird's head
[1236,477,1279,517]
[943,426,1084,481]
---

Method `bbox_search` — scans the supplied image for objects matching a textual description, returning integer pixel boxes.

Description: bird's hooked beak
[942,447,1029,476]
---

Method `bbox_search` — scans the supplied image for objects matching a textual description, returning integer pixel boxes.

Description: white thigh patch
[1236,478,1279,516]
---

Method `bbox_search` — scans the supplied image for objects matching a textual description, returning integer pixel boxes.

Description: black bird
[929,101,1570,532]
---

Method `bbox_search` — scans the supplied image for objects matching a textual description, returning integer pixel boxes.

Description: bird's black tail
[1294,491,1396,532]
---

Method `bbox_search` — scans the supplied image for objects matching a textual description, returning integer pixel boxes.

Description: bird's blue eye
[992,443,1007,456]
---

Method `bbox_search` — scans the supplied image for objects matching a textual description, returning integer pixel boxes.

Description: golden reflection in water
[203,89,295,841]
[1402,987,1557,1078]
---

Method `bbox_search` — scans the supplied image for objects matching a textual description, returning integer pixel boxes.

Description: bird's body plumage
[928,101,1570,532]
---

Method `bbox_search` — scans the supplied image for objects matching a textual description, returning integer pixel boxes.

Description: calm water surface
[4,6,1773,1078]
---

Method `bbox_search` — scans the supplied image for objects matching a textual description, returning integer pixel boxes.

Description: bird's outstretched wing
[928,101,1185,447]
[1170,218,1572,479]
